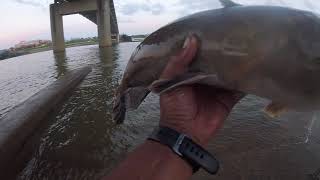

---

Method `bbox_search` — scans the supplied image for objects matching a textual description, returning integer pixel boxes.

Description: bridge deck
[54,0,119,34]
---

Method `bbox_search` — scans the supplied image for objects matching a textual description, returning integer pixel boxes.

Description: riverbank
[28,41,99,54]
[0,41,99,61]
[0,35,147,61]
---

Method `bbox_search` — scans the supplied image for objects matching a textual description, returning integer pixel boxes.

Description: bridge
[50,0,119,52]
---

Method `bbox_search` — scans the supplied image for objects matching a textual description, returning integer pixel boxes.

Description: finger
[195,85,245,113]
[171,35,198,68]
[215,90,245,111]
[160,35,198,79]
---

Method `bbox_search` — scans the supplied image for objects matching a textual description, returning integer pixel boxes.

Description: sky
[0,0,320,49]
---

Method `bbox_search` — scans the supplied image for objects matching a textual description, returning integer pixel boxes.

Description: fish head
[113,32,188,124]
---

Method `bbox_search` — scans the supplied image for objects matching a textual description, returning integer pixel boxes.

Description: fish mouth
[112,86,150,124]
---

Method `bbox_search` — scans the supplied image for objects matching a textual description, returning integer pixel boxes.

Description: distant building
[14,40,51,50]
[131,37,145,42]
[131,35,147,42]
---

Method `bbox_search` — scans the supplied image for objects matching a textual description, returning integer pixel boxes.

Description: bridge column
[50,4,65,52]
[97,0,112,47]
[114,34,120,43]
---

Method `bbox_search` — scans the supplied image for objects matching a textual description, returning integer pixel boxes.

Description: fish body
[113,4,320,123]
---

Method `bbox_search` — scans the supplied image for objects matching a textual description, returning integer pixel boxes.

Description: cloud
[183,0,222,9]
[150,3,164,15]
[175,0,320,16]
[117,17,136,23]
[175,0,222,15]
[13,0,47,10]
[119,2,165,15]
[303,0,315,10]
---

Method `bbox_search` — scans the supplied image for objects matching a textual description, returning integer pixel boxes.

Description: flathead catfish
[113,1,320,123]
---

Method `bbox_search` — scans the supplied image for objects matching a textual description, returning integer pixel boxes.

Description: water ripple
[0,44,319,180]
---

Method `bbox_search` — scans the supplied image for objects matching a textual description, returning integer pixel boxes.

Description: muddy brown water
[0,43,319,180]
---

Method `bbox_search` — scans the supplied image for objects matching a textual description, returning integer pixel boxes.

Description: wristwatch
[148,126,219,174]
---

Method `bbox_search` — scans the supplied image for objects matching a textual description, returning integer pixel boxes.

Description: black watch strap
[147,126,219,174]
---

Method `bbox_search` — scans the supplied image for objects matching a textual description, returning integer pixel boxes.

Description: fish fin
[113,87,149,124]
[264,102,288,118]
[219,0,241,8]
[124,87,150,110]
[149,73,226,94]
[112,94,126,124]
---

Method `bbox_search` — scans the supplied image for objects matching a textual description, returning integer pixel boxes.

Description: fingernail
[183,36,191,49]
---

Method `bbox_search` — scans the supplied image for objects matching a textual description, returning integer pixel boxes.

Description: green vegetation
[66,37,98,45]
[131,34,148,39]
[131,34,148,42]
[0,37,99,61]
[0,35,148,61]
[120,34,133,42]
[0,50,27,60]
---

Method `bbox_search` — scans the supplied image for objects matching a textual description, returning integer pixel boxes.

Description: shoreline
[0,41,123,61]
[0,42,97,61]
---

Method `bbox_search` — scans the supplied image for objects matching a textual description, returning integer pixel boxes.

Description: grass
[24,41,99,54]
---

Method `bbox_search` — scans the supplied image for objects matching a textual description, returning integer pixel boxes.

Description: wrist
[148,126,220,174]
[144,140,194,173]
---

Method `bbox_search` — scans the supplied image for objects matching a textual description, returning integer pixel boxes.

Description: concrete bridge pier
[97,0,112,47]
[50,4,65,53]
[50,0,119,52]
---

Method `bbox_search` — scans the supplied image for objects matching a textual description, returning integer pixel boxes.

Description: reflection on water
[14,44,144,180]
[54,52,69,78]
[0,44,320,179]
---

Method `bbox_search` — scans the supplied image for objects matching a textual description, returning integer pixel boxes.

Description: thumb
[160,35,198,79]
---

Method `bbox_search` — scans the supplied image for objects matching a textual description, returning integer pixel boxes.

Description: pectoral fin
[124,87,150,110]
[113,87,149,124]
[264,102,288,118]
[149,73,226,94]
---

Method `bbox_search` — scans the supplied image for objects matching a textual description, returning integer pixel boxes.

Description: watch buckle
[173,134,186,156]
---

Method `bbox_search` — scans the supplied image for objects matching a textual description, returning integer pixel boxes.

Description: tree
[120,34,132,42]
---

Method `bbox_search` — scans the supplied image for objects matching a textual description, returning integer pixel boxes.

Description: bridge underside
[50,0,119,52]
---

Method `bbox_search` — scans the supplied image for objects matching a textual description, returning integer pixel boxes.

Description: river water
[0,43,320,180]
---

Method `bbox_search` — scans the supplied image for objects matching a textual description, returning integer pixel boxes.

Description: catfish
[113,0,320,123]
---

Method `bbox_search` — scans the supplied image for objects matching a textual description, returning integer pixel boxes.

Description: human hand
[159,36,244,146]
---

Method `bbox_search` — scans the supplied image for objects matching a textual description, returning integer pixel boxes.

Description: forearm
[103,140,193,180]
